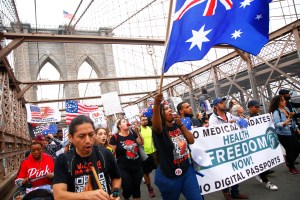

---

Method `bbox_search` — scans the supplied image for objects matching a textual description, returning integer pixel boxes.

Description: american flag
[65,100,98,124]
[63,10,74,20]
[164,0,271,72]
[30,106,41,118]
[30,105,54,119]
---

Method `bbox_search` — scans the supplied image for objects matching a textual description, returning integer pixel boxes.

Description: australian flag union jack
[164,0,272,72]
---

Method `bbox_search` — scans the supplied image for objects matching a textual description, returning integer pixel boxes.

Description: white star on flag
[186,25,212,51]
[231,29,243,39]
[255,14,263,20]
[240,0,254,9]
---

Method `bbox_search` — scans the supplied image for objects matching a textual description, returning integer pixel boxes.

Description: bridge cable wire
[73,0,94,29]
[34,0,43,102]
[68,0,83,27]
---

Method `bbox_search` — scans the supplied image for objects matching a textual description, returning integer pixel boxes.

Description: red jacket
[15,153,54,187]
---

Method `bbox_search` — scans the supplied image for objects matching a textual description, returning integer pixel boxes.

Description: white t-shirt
[209,112,234,126]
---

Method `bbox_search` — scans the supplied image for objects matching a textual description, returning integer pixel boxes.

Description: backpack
[22,189,53,200]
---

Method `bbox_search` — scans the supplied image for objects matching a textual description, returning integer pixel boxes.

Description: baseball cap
[247,100,261,108]
[213,97,226,106]
[278,89,290,95]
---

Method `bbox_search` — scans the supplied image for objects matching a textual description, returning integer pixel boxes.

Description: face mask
[284,96,291,101]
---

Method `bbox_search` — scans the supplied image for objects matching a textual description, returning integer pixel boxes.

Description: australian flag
[164,0,272,72]
[42,124,58,135]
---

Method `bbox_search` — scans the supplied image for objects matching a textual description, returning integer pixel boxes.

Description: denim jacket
[272,107,297,136]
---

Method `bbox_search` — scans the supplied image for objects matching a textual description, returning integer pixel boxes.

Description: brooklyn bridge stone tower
[12,23,119,102]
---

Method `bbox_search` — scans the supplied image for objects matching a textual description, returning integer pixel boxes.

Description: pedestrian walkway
[140,157,300,200]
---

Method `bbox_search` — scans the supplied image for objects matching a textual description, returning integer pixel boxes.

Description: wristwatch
[112,188,120,197]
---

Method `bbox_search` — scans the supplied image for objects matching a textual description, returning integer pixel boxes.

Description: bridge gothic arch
[13,24,119,104]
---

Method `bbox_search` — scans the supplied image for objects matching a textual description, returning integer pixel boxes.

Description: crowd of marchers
[14,88,300,200]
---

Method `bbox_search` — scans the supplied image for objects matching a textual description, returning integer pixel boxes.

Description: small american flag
[63,10,74,20]
[65,100,98,124]
[30,106,41,118]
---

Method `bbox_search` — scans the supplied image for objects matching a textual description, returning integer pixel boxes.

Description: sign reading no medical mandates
[190,113,284,194]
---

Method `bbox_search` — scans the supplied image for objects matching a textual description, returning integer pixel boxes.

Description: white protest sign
[62,127,69,147]
[123,104,140,119]
[190,114,284,194]
[169,97,183,111]
[205,100,213,114]
[102,91,122,115]
[25,104,61,123]
[89,110,107,129]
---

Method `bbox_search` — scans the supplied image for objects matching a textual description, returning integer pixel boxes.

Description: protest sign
[89,110,107,129]
[190,114,284,194]
[102,91,122,115]
[169,96,183,112]
[26,104,61,123]
[62,127,69,147]
[123,104,140,119]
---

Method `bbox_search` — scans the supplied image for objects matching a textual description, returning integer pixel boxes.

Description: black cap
[278,89,290,95]
[247,100,261,108]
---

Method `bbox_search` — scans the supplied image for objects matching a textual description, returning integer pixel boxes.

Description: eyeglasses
[141,119,148,121]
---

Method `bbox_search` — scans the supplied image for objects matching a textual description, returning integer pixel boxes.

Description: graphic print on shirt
[75,172,107,193]
[73,161,108,193]
[169,128,190,164]
[27,165,52,180]
[121,140,139,160]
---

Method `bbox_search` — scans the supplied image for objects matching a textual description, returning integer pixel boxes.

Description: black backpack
[22,189,53,200]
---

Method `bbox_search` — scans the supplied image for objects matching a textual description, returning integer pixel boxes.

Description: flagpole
[159,0,173,94]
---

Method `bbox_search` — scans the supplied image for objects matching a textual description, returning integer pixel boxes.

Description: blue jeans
[155,165,202,200]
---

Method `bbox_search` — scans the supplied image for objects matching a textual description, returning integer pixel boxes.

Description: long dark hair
[158,103,174,147]
[269,95,283,113]
[115,118,126,131]
[159,104,166,125]
[69,115,95,136]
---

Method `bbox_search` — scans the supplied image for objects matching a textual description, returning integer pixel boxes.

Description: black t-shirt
[152,123,191,178]
[53,145,120,193]
[109,132,142,172]
[191,117,202,127]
